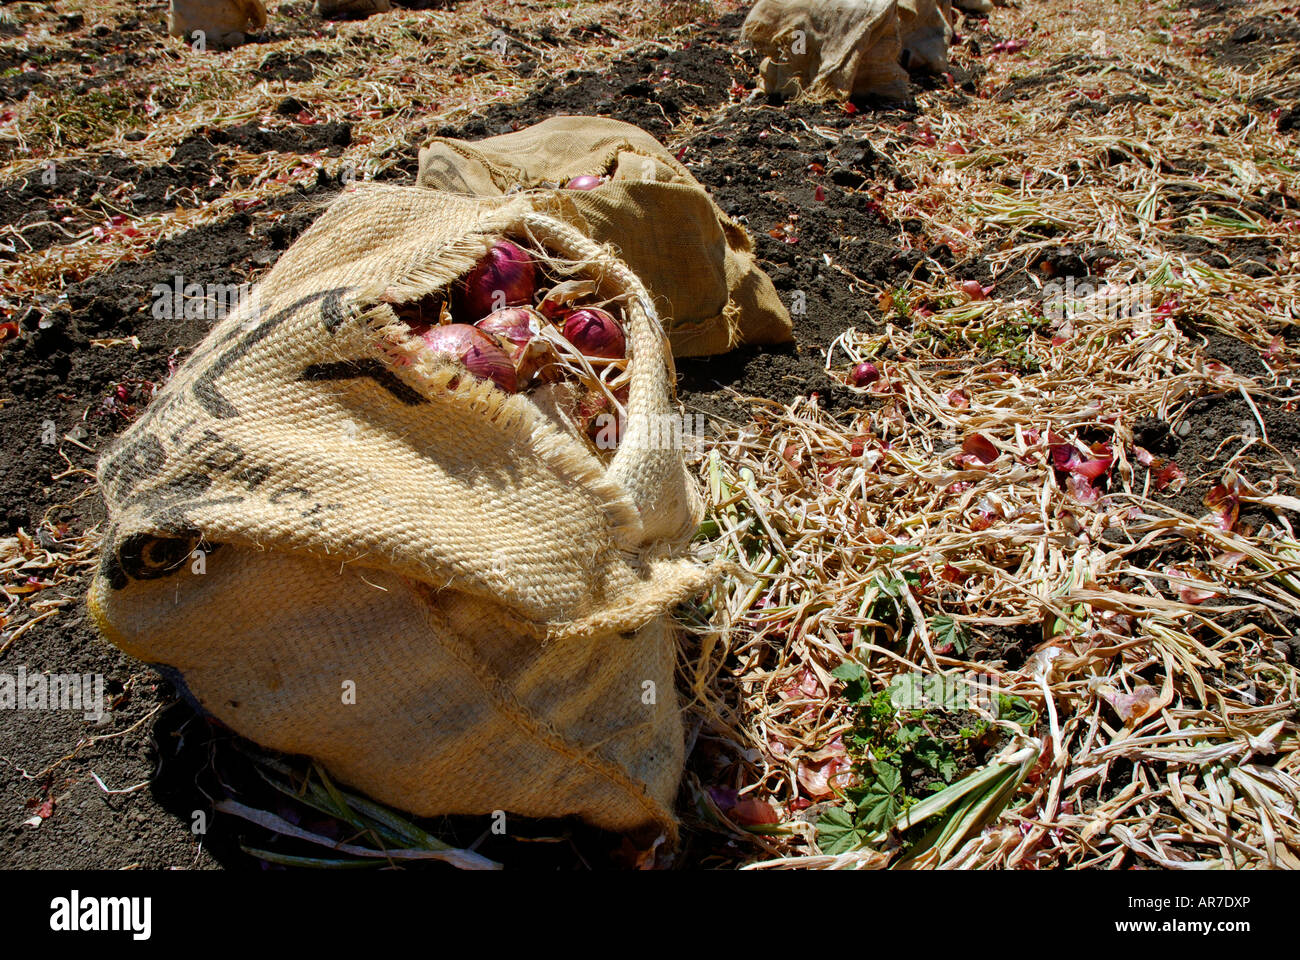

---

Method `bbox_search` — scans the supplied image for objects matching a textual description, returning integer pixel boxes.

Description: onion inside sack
[565,175,605,191]
[561,307,626,360]
[458,239,537,322]
[421,324,517,393]
[401,240,637,455]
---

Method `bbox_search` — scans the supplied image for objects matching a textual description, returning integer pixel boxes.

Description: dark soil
[967,620,1046,669]
[255,48,336,82]
[675,101,912,425]
[0,13,169,105]
[1201,6,1300,74]
[434,15,750,145]
[0,118,351,259]
[0,186,330,535]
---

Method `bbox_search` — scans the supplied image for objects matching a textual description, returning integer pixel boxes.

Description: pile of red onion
[397,237,631,448]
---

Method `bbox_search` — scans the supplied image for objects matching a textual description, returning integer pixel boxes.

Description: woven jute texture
[898,0,953,75]
[88,183,712,839]
[741,0,910,101]
[415,116,793,358]
[168,0,267,40]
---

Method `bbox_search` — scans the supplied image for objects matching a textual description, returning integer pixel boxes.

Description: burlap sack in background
[740,0,910,102]
[89,183,713,841]
[168,0,267,45]
[415,116,793,358]
[898,0,954,75]
[313,0,391,17]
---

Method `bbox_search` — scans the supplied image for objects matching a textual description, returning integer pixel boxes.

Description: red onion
[961,280,993,300]
[565,175,604,190]
[848,362,880,387]
[539,297,567,324]
[1204,482,1240,532]
[420,324,516,392]
[562,307,626,359]
[459,239,536,322]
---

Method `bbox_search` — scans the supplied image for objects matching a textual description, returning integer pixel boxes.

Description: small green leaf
[831,661,865,682]
[995,694,1039,732]
[816,805,871,855]
[929,614,970,654]
[937,755,959,783]
[853,762,905,831]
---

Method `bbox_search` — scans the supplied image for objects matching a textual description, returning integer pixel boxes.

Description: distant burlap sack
[168,0,266,44]
[313,0,391,17]
[740,0,909,102]
[88,183,714,841]
[898,0,953,74]
[415,116,793,358]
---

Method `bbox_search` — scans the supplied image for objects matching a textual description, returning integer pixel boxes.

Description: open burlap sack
[168,0,267,44]
[88,183,714,841]
[740,0,910,102]
[415,116,793,358]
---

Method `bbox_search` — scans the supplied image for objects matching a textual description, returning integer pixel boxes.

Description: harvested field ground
[0,0,1297,871]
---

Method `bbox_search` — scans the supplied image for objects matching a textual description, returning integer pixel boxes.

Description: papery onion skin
[475,306,542,353]
[421,323,517,393]
[475,306,553,382]
[459,240,536,322]
[565,175,604,190]
[962,433,1000,464]
[562,307,626,359]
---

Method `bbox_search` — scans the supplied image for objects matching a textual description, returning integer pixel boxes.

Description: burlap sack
[88,183,715,841]
[740,0,910,102]
[415,116,793,358]
[899,0,953,74]
[168,0,267,43]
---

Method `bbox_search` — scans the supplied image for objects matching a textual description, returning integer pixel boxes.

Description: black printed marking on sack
[300,359,428,406]
[111,468,246,537]
[100,289,354,500]
[192,287,351,419]
[100,432,167,504]
[268,486,312,504]
[184,428,249,475]
[419,150,473,194]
